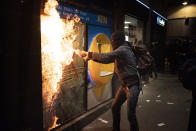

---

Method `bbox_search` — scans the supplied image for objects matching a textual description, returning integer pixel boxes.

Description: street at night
[82,73,192,131]
[3,0,196,130]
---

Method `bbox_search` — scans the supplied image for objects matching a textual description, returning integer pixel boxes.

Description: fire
[49,116,60,130]
[41,0,80,130]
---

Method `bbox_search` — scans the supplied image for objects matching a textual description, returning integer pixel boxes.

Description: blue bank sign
[56,3,112,27]
[157,16,165,27]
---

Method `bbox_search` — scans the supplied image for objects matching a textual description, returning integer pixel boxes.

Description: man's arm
[88,47,123,64]
[79,47,124,64]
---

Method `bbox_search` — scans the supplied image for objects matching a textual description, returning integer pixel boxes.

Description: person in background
[136,40,147,49]
[180,49,196,131]
[79,31,141,131]
[136,40,150,83]
[149,57,158,79]
[149,42,158,79]
[134,38,138,46]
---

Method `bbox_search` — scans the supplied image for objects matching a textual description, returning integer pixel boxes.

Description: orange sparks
[41,0,80,129]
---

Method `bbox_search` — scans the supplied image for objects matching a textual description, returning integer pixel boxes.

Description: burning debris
[41,0,82,130]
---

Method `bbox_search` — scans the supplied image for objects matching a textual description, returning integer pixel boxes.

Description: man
[136,40,150,83]
[180,50,196,131]
[149,42,158,79]
[79,31,141,131]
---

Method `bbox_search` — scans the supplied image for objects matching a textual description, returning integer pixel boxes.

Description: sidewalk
[81,73,192,131]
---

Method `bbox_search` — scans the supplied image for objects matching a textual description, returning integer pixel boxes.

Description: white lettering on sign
[157,16,165,27]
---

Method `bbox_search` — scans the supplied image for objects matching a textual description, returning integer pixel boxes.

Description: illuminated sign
[157,16,165,27]
[57,3,112,27]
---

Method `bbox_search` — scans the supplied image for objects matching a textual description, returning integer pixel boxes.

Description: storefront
[150,10,167,72]
[4,0,170,130]
[124,15,144,45]
[123,0,150,46]
[41,1,114,130]
[151,10,167,45]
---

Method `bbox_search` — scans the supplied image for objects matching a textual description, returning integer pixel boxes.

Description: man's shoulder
[118,45,131,51]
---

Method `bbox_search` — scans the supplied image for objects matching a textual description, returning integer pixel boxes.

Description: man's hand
[78,51,89,61]
[79,51,88,57]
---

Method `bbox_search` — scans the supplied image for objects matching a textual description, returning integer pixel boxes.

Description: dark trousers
[150,61,158,78]
[188,92,195,131]
[112,84,140,131]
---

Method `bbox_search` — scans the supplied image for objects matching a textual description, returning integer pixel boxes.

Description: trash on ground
[98,118,108,124]
[146,100,150,102]
[167,102,174,104]
[155,100,161,103]
[157,95,161,98]
[157,123,166,127]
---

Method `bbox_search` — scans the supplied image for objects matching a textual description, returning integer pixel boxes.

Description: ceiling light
[182,1,188,5]
[124,26,128,29]
[124,21,131,24]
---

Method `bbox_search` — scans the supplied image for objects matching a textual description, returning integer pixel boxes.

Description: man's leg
[153,61,158,79]
[127,85,140,131]
[111,86,126,131]
[188,97,195,131]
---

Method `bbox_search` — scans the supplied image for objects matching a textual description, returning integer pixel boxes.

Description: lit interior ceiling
[124,15,137,29]
[167,0,196,7]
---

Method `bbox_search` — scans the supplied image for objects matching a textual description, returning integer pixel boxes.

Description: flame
[49,116,60,130]
[41,0,80,130]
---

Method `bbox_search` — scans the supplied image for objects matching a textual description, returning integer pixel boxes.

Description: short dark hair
[111,31,125,42]
[111,31,125,49]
